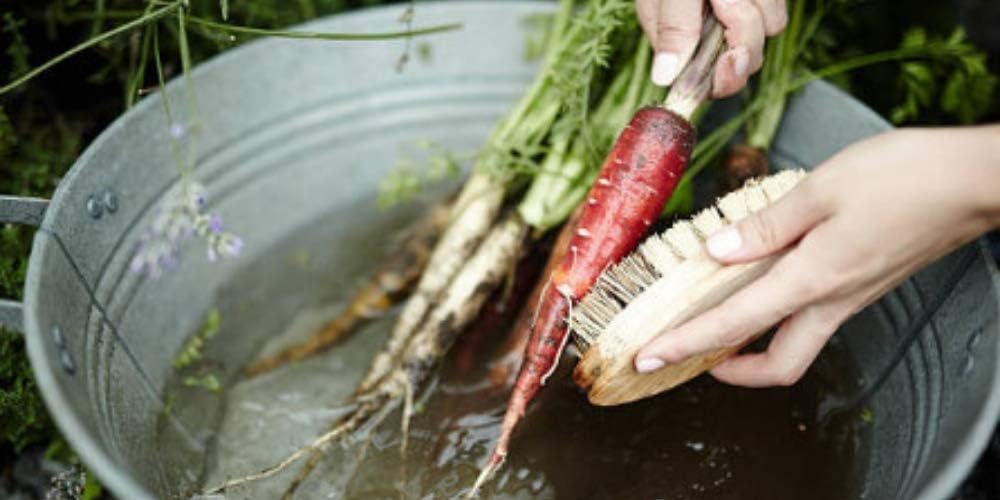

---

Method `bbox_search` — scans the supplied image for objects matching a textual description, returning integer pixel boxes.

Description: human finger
[705,175,829,264]
[709,0,767,96]
[751,0,788,35]
[708,301,847,387]
[634,247,824,368]
[640,0,705,86]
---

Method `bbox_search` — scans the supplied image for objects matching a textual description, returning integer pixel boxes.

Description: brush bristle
[663,221,702,259]
[573,252,659,349]
[637,235,679,275]
[691,206,724,238]
[570,169,806,352]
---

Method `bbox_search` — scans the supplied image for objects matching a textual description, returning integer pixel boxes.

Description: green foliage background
[0,0,996,496]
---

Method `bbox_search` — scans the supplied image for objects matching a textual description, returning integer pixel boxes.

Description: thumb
[705,178,827,263]
[639,0,704,86]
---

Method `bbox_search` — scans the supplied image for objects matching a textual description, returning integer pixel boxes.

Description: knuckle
[714,0,756,26]
[656,23,700,44]
[745,211,782,251]
[792,175,819,204]
[764,354,808,387]
[766,255,823,307]
[793,178,832,218]
[795,269,831,304]
[797,270,829,300]
[712,320,747,350]
[635,0,655,10]
[636,1,659,35]
[711,72,740,98]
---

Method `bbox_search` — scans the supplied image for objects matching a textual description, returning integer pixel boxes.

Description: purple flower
[166,217,193,243]
[184,183,207,209]
[169,123,185,140]
[206,233,243,262]
[130,182,244,278]
[222,235,243,257]
[208,214,224,233]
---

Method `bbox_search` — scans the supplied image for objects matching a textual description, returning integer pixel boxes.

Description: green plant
[796,0,998,125]
[173,307,220,369]
[1,1,458,97]
[173,308,223,393]
[0,329,53,453]
[891,27,997,124]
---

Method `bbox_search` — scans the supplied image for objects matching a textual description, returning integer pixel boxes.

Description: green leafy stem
[0,0,461,97]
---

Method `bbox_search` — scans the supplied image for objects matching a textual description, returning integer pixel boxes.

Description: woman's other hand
[634,126,1000,387]
[636,0,787,96]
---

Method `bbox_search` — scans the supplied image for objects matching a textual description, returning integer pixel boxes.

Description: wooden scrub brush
[570,168,807,406]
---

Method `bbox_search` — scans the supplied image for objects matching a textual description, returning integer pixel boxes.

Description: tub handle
[0,195,50,333]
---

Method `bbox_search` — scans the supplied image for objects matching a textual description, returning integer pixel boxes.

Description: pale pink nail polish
[635,357,666,374]
[651,52,679,86]
[707,226,742,258]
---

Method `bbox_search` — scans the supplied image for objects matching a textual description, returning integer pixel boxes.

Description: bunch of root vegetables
[209,0,991,496]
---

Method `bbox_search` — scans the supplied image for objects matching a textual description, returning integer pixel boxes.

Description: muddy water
[457,355,863,500]
[183,309,863,500]
[341,342,863,500]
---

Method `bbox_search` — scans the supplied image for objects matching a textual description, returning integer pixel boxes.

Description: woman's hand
[633,126,1000,387]
[637,0,787,96]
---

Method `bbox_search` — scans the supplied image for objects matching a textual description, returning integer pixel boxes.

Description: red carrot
[471,106,693,491]
[486,206,583,390]
[469,18,724,496]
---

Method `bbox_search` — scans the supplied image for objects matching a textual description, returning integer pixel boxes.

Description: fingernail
[731,47,750,79]
[707,226,742,259]
[635,357,666,374]
[651,52,679,86]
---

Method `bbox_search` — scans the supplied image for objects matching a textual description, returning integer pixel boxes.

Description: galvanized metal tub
[1,2,998,499]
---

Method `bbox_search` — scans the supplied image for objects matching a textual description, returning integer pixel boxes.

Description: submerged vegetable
[244,200,450,377]
[280,213,529,499]
[354,172,507,395]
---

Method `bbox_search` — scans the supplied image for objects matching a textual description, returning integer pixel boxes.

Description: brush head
[569,169,807,406]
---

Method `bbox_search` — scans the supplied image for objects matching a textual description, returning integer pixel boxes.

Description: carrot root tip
[468,453,507,499]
